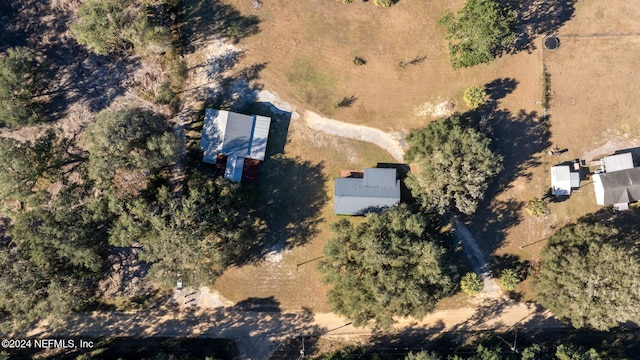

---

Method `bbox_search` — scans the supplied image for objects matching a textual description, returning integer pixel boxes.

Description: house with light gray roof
[334,168,401,215]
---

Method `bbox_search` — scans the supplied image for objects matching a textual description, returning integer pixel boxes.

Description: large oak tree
[404,113,502,215]
[535,222,640,330]
[439,0,517,69]
[320,205,456,329]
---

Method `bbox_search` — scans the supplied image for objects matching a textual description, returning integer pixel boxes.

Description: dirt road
[26,297,567,360]
[304,110,405,163]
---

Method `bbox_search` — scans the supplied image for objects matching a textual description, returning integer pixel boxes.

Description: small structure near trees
[334,168,401,215]
[200,109,271,183]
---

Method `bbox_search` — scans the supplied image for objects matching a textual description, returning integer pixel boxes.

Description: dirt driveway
[304,110,405,162]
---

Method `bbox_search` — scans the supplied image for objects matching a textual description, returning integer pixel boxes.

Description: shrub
[541,67,551,109]
[373,0,392,7]
[463,85,487,108]
[525,197,548,216]
[0,47,47,127]
[461,272,483,295]
[498,269,520,291]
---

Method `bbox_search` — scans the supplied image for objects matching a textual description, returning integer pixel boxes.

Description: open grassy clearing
[221,0,541,131]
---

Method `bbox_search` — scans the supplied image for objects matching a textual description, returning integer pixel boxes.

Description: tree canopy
[71,0,173,55]
[1,185,107,330]
[320,205,456,329]
[84,107,181,192]
[0,47,47,127]
[107,167,256,287]
[404,113,502,215]
[535,222,640,330]
[439,0,517,69]
[0,130,72,204]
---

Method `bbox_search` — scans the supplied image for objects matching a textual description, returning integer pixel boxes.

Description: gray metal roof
[593,167,640,206]
[603,153,634,173]
[200,109,271,166]
[334,168,401,215]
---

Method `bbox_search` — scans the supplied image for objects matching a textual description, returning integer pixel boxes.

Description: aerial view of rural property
[2,0,640,358]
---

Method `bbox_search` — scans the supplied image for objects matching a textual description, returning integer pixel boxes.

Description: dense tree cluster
[534,222,640,330]
[316,342,608,360]
[71,0,174,55]
[439,0,517,69]
[320,205,456,329]
[0,130,72,203]
[84,106,182,192]
[109,168,255,287]
[0,47,48,127]
[0,105,256,329]
[404,113,503,215]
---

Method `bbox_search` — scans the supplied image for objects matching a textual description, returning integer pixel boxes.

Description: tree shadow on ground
[180,0,260,50]
[464,77,551,253]
[0,0,140,123]
[489,253,530,281]
[21,297,324,360]
[506,0,577,53]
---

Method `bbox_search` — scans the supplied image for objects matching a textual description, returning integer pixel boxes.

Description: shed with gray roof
[334,168,401,215]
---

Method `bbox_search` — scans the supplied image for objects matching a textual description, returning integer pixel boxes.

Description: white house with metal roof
[200,109,271,182]
[334,168,401,215]
[593,167,640,209]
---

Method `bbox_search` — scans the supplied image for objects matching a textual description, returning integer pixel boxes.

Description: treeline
[317,340,622,360]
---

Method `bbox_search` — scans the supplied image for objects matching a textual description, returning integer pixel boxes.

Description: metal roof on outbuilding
[200,109,271,182]
[334,168,401,215]
[603,153,634,173]
[551,165,572,195]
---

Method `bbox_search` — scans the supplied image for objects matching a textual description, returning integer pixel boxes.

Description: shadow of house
[211,101,327,261]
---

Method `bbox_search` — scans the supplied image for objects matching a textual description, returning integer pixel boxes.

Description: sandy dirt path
[304,110,405,163]
[25,298,567,360]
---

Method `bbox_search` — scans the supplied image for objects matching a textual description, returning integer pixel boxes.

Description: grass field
[184,0,640,310]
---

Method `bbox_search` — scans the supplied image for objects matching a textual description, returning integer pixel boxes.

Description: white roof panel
[224,155,244,183]
[249,115,271,161]
[551,166,571,195]
[200,109,228,164]
[603,153,634,173]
